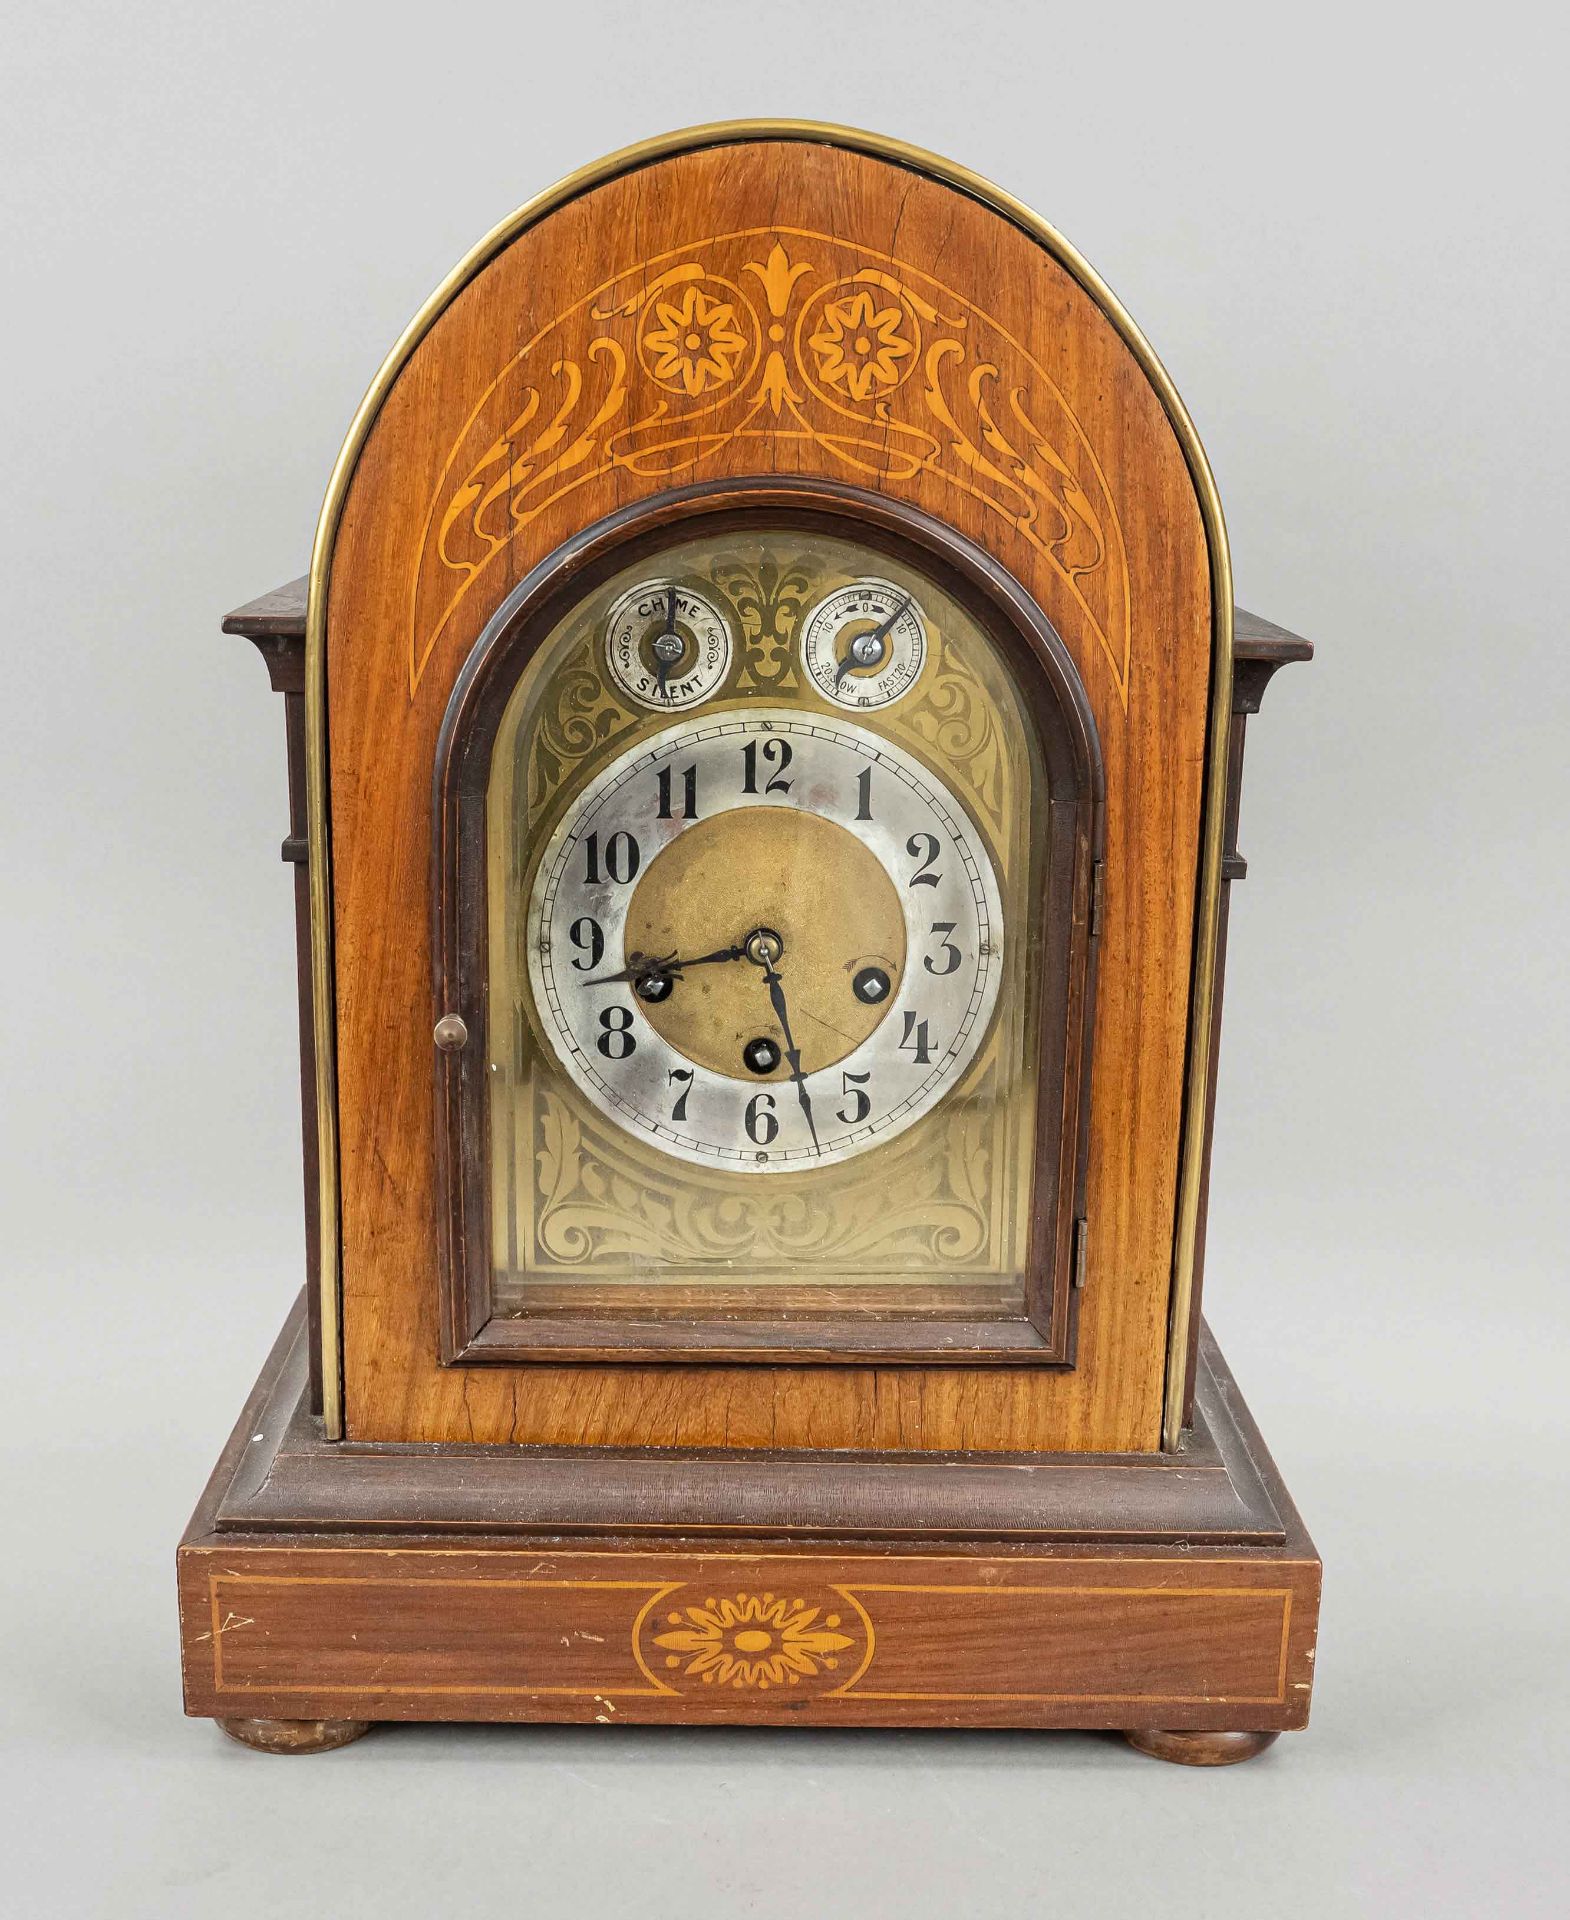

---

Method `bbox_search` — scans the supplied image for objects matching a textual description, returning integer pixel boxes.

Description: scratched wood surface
[180,1540,1317,1730]
[324,136,1213,1449]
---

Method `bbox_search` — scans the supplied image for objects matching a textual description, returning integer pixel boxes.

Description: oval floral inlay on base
[650,1590,861,1690]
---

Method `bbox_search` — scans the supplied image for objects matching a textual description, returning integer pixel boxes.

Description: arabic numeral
[905,832,941,887]
[567,916,604,971]
[744,1090,779,1146]
[898,1013,933,1065]
[740,736,793,795]
[923,921,962,975]
[596,1005,636,1060]
[583,830,640,885]
[837,1070,871,1125]
[667,1067,693,1122]
[656,763,698,821]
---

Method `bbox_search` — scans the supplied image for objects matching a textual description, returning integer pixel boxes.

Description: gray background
[3,2,1566,1914]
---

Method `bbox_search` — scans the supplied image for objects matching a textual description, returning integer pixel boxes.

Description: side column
[1181,607,1313,1425]
[223,579,323,1415]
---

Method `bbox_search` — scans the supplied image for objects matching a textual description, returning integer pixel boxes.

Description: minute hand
[753,955,821,1154]
[654,585,678,702]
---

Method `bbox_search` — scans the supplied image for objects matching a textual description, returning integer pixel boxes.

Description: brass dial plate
[625,806,905,1081]
[487,519,1046,1292]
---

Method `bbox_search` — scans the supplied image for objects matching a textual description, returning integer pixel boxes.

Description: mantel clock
[179,123,1319,1764]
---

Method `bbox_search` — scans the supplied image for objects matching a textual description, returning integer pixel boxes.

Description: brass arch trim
[305,120,1232,1445]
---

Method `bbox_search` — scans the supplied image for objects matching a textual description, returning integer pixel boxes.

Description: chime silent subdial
[604,580,733,709]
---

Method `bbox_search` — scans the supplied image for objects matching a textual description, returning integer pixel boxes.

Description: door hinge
[1072,1215,1089,1290]
[1088,859,1104,941]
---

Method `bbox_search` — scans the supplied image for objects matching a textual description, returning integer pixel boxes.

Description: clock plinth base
[218,1716,372,1755]
[1124,1727,1280,1767]
[180,1297,1318,1751]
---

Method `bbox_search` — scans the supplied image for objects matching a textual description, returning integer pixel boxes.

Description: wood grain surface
[179,1302,1319,1733]
[212,1299,1288,1543]
[322,137,1214,1449]
[182,1552,1314,1730]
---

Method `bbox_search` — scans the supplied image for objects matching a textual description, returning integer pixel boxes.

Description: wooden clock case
[179,123,1318,1764]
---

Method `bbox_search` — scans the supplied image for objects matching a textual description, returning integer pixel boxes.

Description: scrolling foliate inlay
[412,231,1132,703]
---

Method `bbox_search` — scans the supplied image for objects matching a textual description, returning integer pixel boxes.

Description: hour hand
[578,941,745,988]
[669,941,750,973]
[577,948,676,989]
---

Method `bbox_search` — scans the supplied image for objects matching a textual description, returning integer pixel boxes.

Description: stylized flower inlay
[642,284,748,396]
[653,1591,855,1689]
[808,289,915,403]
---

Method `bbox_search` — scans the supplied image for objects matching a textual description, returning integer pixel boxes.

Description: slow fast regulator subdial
[604,579,733,710]
[800,578,928,710]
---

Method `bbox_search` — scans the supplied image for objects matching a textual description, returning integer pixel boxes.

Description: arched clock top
[307,124,1232,1455]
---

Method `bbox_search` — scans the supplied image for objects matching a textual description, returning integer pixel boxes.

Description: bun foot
[218,1716,372,1754]
[1124,1728,1279,1767]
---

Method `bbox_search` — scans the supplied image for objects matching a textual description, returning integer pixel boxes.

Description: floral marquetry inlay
[641,1589,871,1694]
[640,283,752,397]
[412,230,1132,703]
[808,287,916,402]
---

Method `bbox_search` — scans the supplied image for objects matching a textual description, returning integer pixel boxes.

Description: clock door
[433,488,1101,1365]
